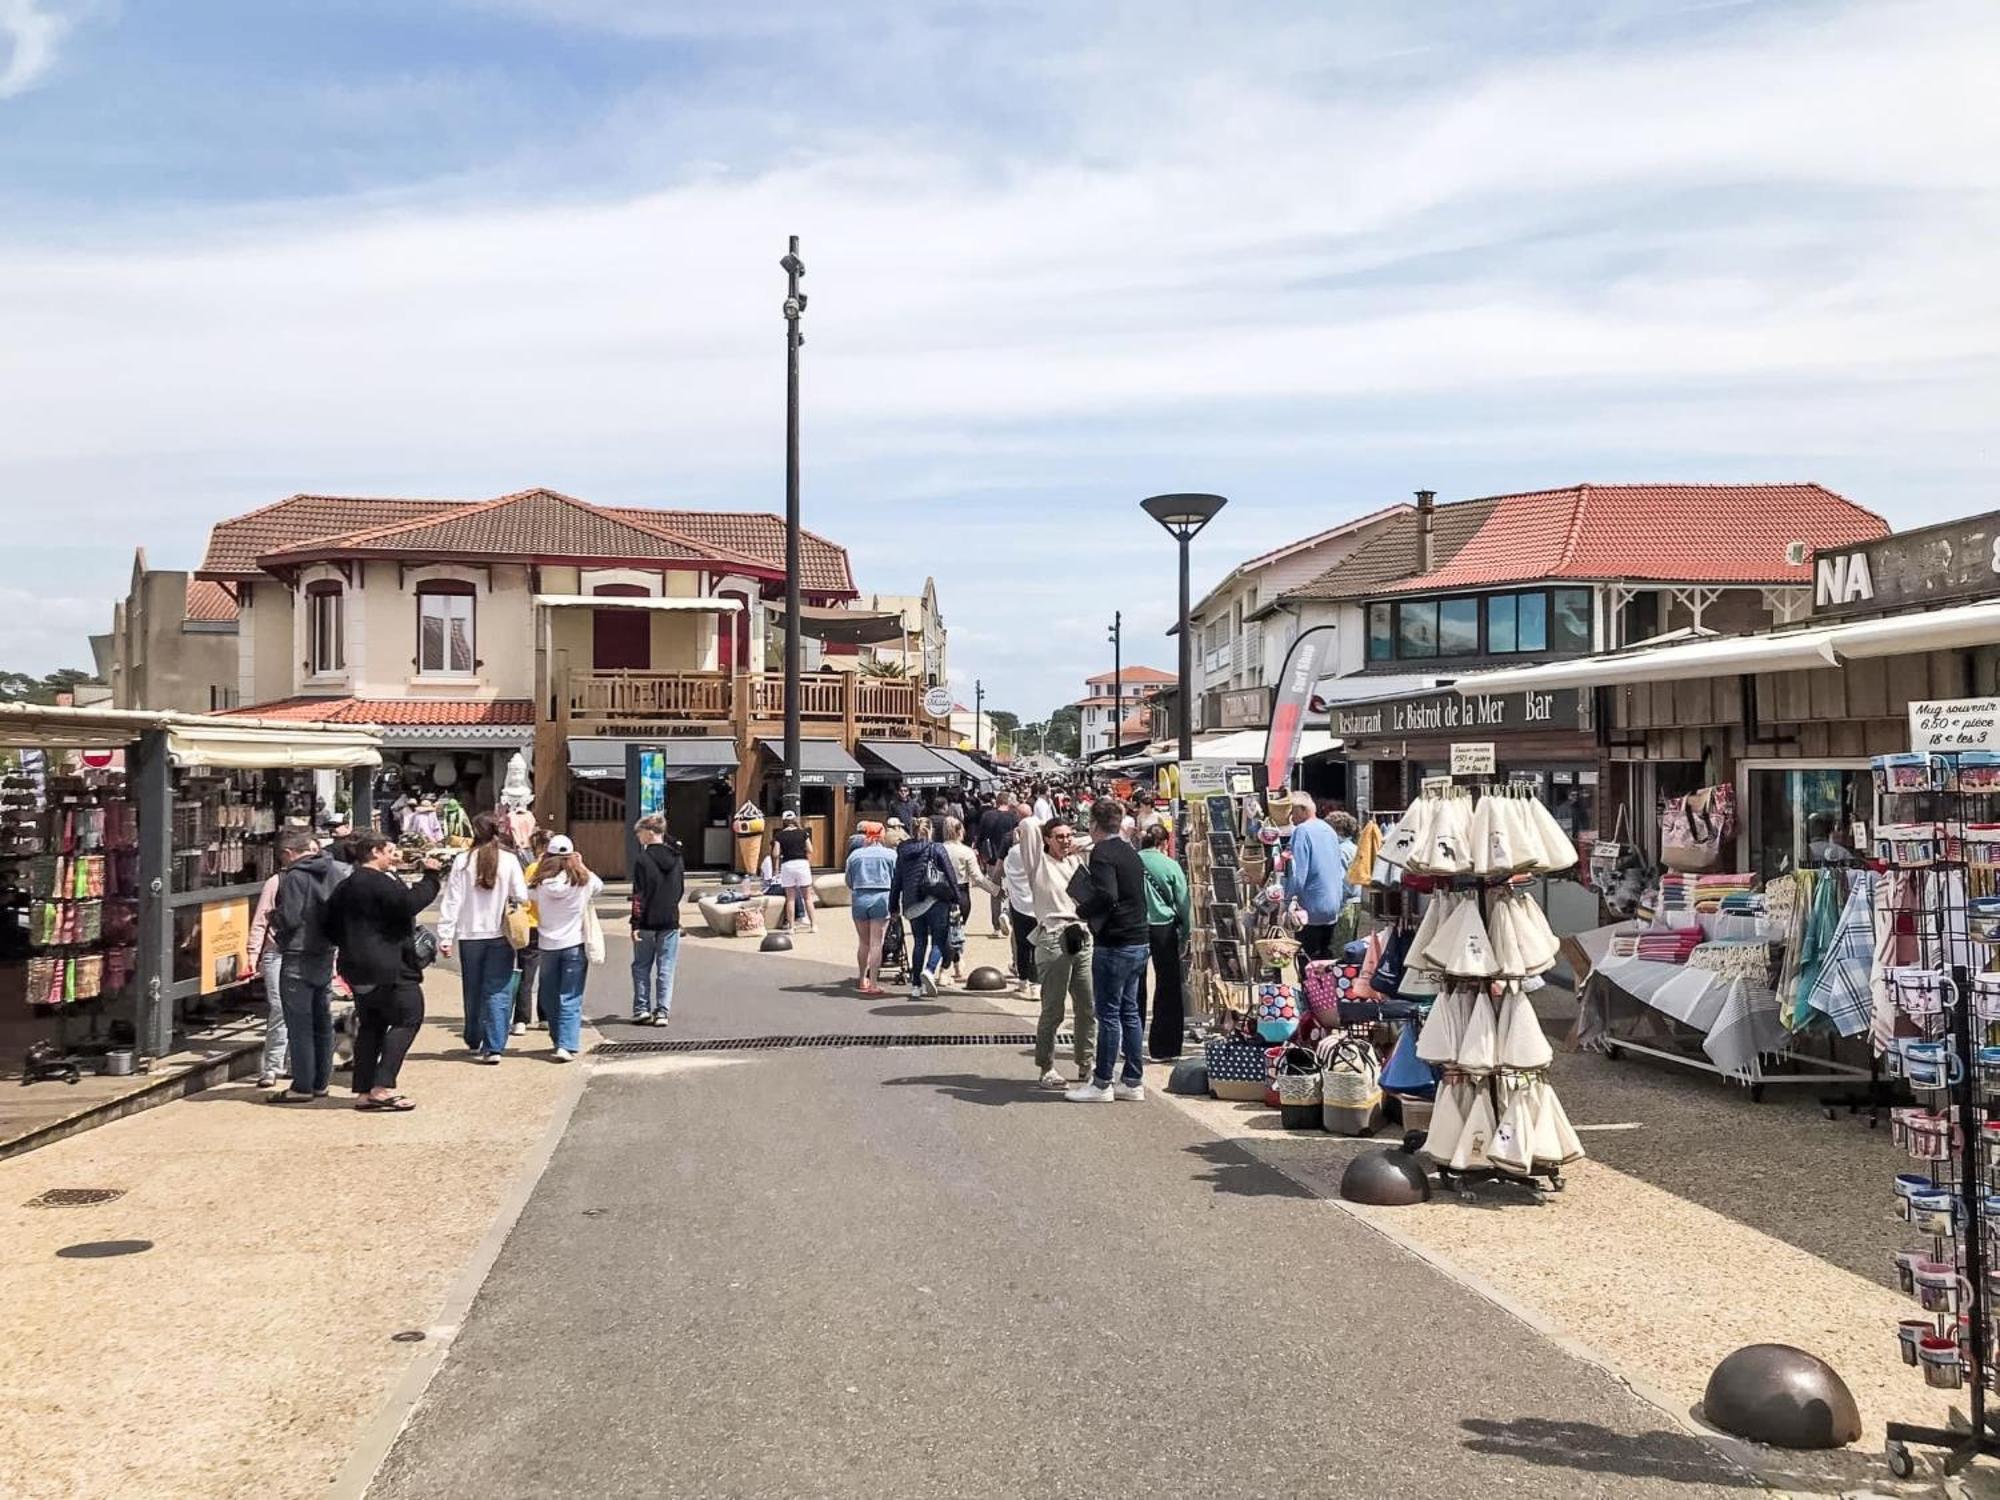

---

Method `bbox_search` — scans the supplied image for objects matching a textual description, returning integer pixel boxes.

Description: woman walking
[844,821,896,996]
[527,835,603,1062]
[772,811,816,932]
[514,828,550,1036]
[437,813,530,1063]
[1138,823,1190,1060]
[325,834,443,1110]
[247,864,288,1089]
[890,816,960,999]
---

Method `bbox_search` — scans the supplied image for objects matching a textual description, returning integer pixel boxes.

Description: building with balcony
[200,486,964,871]
[1075,666,1173,759]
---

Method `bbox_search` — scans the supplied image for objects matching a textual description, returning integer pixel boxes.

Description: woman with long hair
[528,835,604,1062]
[844,821,896,996]
[438,812,529,1063]
[889,815,961,1000]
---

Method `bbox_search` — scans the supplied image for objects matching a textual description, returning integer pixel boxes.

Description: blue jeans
[259,948,288,1079]
[458,938,516,1054]
[631,928,681,1018]
[907,902,952,987]
[545,944,587,1053]
[1090,942,1150,1088]
[277,961,334,1095]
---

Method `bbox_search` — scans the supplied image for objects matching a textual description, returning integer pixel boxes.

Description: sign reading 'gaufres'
[1334,687,1582,739]
[1813,512,2000,617]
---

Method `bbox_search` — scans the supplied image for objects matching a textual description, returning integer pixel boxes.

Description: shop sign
[1217,687,1271,729]
[1910,697,2000,752]
[1332,686,1582,740]
[1450,742,1496,776]
[1814,513,2000,618]
[198,899,251,991]
[1227,768,1254,795]
[922,686,954,718]
[1180,760,1233,794]
[1419,774,1454,795]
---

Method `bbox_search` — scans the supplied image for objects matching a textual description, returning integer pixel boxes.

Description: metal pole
[1112,610,1122,751]
[781,235,804,817]
[974,679,984,752]
[1176,536,1194,764]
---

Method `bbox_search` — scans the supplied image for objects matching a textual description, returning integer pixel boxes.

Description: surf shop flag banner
[1263,625,1335,795]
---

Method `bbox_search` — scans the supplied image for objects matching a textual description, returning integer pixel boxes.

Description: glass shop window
[1746,767,1870,881]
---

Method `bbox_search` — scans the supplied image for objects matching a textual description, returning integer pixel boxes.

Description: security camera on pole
[780,236,807,817]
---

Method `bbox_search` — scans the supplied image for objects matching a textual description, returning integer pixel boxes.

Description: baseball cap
[545,834,576,855]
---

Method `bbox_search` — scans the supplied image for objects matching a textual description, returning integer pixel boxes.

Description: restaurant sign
[1333,686,1583,741]
[1813,511,2000,618]
[1216,686,1272,729]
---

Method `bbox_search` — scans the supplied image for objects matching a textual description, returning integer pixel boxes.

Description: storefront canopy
[1189,728,1341,763]
[929,746,995,784]
[0,703,382,768]
[756,737,865,789]
[792,605,908,646]
[856,739,958,788]
[568,736,738,782]
[1452,597,2000,695]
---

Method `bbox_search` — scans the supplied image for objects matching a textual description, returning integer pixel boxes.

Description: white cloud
[0,0,68,98]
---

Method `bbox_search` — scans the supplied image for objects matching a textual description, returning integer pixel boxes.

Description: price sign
[922,686,953,718]
[1450,742,1496,776]
[1909,698,2000,753]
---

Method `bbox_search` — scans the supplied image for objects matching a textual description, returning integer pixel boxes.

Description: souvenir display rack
[1880,751,2000,1481]
[0,757,140,1060]
[1187,791,1252,1033]
[172,769,310,894]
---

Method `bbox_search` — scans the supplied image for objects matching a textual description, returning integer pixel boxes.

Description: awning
[757,737,865,790]
[792,605,909,646]
[165,726,381,771]
[567,736,738,782]
[1451,598,2000,695]
[533,594,742,613]
[1188,728,1342,763]
[856,739,958,788]
[929,746,995,784]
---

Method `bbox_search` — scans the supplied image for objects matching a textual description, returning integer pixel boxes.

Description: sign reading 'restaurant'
[1333,687,1582,740]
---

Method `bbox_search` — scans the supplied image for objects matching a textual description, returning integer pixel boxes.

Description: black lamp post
[974,678,984,753]
[1108,611,1122,752]
[1140,493,1228,764]
[780,236,807,816]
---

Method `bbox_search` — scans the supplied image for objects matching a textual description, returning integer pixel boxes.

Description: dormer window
[417,580,476,676]
[307,582,344,673]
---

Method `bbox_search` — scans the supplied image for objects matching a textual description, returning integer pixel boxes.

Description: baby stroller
[878,914,910,986]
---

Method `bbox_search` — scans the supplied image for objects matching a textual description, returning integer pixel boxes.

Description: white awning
[0,702,383,766]
[1450,599,2000,695]
[532,594,743,613]
[166,726,381,771]
[1188,728,1342,762]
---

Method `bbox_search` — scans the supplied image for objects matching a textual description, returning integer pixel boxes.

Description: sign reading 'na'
[1813,512,2000,618]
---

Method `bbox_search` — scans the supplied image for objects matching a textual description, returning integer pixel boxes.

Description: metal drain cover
[594,1032,1039,1057]
[26,1187,126,1209]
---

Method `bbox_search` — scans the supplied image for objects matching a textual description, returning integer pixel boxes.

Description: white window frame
[417,588,477,678]
[308,586,344,675]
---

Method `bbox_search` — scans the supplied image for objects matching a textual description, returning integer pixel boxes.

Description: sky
[3,0,1999,719]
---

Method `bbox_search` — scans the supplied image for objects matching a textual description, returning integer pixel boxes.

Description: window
[1487,593,1516,653]
[1517,592,1549,652]
[1366,603,1392,662]
[1552,588,1592,653]
[417,582,476,676]
[208,685,239,711]
[1396,600,1438,659]
[1438,597,1479,656]
[307,583,343,674]
[1746,766,1869,880]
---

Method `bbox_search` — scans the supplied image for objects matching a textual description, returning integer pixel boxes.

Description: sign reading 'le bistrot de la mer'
[1910,698,2000,753]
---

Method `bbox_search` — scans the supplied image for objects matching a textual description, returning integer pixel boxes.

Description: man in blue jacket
[1282,791,1345,970]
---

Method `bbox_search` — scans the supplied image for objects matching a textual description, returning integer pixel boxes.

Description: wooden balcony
[561,669,933,742]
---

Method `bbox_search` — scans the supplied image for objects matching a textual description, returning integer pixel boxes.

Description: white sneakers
[921,968,941,996]
[511,1021,526,1036]
[1065,1079,1147,1103]
[1038,1068,1066,1089]
[553,1048,573,1062]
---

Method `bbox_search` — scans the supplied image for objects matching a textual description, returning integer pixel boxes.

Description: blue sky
[3,0,1999,718]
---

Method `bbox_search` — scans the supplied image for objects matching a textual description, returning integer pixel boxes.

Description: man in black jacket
[268,829,351,1103]
[631,814,686,1027]
[1068,797,1151,1104]
[325,834,441,1111]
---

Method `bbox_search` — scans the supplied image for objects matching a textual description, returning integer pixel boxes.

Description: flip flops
[355,1095,416,1112]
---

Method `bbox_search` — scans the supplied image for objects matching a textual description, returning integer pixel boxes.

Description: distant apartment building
[1074,665,1174,759]
[90,549,242,714]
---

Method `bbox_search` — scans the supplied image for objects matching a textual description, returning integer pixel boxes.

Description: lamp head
[1141,492,1227,541]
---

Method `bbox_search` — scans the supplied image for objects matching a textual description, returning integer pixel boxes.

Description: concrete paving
[370,938,1754,1499]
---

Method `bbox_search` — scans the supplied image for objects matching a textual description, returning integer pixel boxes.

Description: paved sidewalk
[0,969,579,1500]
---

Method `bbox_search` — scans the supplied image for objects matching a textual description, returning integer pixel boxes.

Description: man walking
[325,834,441,1111]
[975,795,1022,936]
[1284,790,1345,968]
[1068,798,1150,1103]
[268,829,351,1103]
[631,814,685,1026]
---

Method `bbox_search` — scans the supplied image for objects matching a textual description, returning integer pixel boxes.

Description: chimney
[1415,489,1436,574]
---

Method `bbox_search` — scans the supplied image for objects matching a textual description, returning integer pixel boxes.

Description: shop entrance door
[592,585,651,670]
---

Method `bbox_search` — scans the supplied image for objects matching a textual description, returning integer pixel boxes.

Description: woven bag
[1203,1033,1268,1102]
[1303,960,1344,1029]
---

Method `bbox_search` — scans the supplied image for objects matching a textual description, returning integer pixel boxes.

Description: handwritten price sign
[1909,698,2000,753]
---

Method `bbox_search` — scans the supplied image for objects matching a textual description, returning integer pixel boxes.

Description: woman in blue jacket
[889,816,963,999]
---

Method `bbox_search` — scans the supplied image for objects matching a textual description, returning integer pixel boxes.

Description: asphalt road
[369,937,1752,1500]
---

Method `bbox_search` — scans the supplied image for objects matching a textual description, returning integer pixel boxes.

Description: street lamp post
[1108,611,1122,754]
[1140,493,1228,764]
[974,678,984,753]
[779,236,807,817]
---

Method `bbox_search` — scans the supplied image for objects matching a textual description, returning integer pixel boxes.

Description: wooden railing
[565,670,930,737]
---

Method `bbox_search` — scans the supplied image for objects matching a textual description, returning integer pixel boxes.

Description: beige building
[90,549,241,713]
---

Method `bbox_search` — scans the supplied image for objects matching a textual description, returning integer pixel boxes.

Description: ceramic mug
[1900,1318,1934,1365]
[1892,967,1958,1018]
[1917,1261,1972,1313]
[1904,1113,1960,1161]
[1911,1192,1961,1236]
[1903,1040,1966,1090]
[1921,1334,1965,1389]
[1973,972,2000,1021]
[1896,1251,1927,1293]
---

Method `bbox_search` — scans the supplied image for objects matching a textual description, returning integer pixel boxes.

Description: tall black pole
[1176,536,1193,764]
[1111,610,1122,751]
[974,678,984,753]
[781,235,805,817]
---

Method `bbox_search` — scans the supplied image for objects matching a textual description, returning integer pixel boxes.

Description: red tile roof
[184,578,238,623]
[200,491,858,595]
[1377,483,1885,592]
[222,697,535,726]
[1084,665,1175,685]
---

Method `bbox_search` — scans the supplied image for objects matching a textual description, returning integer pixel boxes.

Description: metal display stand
[1882,753,2000,1480]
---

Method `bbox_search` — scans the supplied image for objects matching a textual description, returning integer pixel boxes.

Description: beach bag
[1303,960,1344,1029]
[1274,1045,1324,1130]
[1204,1033,1268,1102]
[1662,787,1733,872]
[1590,803,1631,896]
[583,904,606,966]
[504,900,533,951]
[1318,1034,1382,1135]
[1254,980,1303,1044]
[735,902,767,938]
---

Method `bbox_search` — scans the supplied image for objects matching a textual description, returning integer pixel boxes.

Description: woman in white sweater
[438,813,530,1063]
[527,836,604,1061]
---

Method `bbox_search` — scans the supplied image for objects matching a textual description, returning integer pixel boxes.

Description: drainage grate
[26,1187,126,1209]
[594,1032,1043,1057]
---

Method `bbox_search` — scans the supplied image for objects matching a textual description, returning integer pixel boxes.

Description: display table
[1573,921,1868,1090]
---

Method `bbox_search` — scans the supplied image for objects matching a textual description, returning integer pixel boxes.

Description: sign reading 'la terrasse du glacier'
[1334,687,1579,740]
